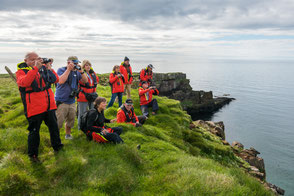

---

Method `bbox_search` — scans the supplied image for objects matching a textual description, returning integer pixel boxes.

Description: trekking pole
[5,66,17,83]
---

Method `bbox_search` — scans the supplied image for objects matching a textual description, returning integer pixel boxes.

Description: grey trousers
[78,102,94,130]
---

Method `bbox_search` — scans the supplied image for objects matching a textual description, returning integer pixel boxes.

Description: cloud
[1,0,294,30]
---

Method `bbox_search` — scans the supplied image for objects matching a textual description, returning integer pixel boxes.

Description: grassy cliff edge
[0,75,274,195]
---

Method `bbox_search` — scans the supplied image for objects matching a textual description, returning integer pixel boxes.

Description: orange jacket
[120,63,133,84]
[138,87,159,105]
[16,62,59,118]
[117,106,138,126]
[109,73,125,93]
[139,68,153,85]
[78,72,99,102]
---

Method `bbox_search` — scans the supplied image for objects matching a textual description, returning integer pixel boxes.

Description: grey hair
[24,52,37,59]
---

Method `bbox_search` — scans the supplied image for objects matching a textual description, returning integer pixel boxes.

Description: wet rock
[266,183,285,195]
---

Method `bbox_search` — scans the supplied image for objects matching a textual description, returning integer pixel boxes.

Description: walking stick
[4,66,17,83]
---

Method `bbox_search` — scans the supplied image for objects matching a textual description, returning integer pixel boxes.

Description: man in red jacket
[117,99,146,127]
[16,52,63,162]
[120,56,133,99]
[139,81,159,116]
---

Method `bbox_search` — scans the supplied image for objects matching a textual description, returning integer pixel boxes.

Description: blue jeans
[107,92,123,108]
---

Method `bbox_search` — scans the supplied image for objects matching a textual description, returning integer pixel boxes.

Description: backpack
[80,109,98,133]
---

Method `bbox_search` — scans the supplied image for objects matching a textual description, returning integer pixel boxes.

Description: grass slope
[0,75,273,196]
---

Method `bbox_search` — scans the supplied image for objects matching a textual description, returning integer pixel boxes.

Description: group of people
[15,52,159,162]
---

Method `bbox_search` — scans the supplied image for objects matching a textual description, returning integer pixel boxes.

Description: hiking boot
[65,134,73,140]
[29,155,40,163]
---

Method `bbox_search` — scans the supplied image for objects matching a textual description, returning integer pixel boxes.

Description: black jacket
[86,108,111,132]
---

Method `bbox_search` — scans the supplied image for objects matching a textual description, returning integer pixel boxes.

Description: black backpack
[80,109,98,133]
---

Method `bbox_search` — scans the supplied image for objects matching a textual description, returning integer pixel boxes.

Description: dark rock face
[152,73,235,120]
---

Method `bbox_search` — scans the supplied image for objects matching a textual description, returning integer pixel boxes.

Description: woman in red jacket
[77,60,99,129]
[107,65,125,108]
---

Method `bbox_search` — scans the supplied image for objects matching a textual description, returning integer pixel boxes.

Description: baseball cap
[67,56,81,63]
[125,99,133,105]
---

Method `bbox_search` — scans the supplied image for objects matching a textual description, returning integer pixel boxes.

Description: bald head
[24,52,39,67]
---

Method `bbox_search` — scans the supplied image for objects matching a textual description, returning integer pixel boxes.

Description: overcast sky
[1,0,294,73]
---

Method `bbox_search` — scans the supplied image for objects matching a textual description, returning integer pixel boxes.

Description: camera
[69,89,79,98]
[42,58,52,64]
[74,64,81,70]
[150,85,157,89]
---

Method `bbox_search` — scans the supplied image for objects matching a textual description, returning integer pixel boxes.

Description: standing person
[139,64,154,86]
[139,81,159,116]
[16,52,63,162]
[107,65,125,108]
[55,56,87,140]
[120,56,133,99]
[77,60,99,130]
[84,97,123,144]
[117,99,147,127]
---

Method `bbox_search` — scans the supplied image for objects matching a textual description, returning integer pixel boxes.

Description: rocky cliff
[98,72,234,120]
[191,120,285,195]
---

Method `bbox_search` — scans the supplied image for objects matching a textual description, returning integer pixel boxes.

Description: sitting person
[84,97,123,144]
[139,64,154,86]
[139,81,159,116]
[117,99,147,127]
[107,65,125,108]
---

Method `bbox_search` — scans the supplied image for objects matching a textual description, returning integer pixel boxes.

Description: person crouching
[139,81,159,116]
[85,97,123,144]
[117,99,147,127]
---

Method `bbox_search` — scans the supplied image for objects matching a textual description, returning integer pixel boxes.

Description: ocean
[184,59,294,196]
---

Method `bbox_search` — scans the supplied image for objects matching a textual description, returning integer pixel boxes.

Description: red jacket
[78,72,99,102]
[139,87,159,105]
[16,62,59,118]
[117,106,138,126]
[139,68,153,85]
[109,73,125,93]
[120,63,133,84]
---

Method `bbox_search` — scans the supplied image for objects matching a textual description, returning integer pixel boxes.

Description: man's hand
[135,122,142,127]
[35,58,43,69]
[67,61,75,71]
[110,119,117,123]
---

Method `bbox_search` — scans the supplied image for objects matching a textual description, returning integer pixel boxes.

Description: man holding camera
[138,81,159,116]
[16,52,63,162]
[120,56,133,99]
[55,56,87,140]
[117,99,147,127]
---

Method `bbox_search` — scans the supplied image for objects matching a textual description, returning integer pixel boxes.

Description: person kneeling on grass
[82,97,123,144]
[139,81,159,116]
[117,99,147,127]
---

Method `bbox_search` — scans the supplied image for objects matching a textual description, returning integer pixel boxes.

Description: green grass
[0,75,273,195]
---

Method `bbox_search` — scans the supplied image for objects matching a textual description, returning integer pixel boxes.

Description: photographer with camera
[117,99,147,127]
[77,60,99,130]
[16,52,63,162]
[139,81,159,116]
[55,56,87,140]
[139,64,154,86]
[119,56,133,99]
[107,65,125,108]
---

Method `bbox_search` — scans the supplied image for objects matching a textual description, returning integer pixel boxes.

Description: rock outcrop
[98,72,234,120]
[192,120,285,195]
